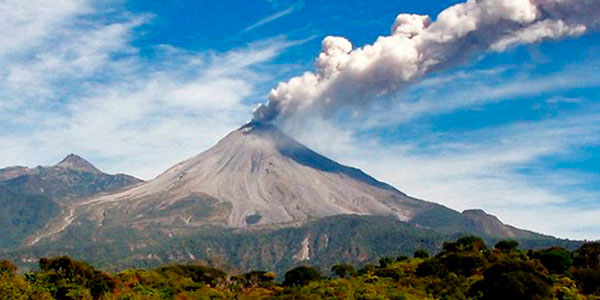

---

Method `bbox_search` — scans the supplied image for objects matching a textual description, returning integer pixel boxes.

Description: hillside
[0,155,141,249]
[0,124,577,272]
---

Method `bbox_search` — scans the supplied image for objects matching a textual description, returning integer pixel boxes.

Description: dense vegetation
[6,214,580,276]
[1,236,598,299]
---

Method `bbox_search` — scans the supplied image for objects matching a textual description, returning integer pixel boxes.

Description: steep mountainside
[0,154,141,204]
[0,155,141,248]
[0,124,572,272]
[29,123,547,252]
[6,215,578,274]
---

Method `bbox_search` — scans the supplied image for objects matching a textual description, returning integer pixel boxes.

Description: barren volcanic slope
[31,123,541,248]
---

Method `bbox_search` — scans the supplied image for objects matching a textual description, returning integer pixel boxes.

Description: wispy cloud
[289,110,600,240]
[243,1,303,32]
[360,62,600,128]
[0,0,291,179]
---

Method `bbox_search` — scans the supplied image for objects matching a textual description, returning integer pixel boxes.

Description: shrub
[331,264,355,278]
[470,260,552,300]
[573,268,600,295]
[494,240,519,253]
[379,256,395,267]
[530,247,572,275]
[282,266,321,287]
[0,260,17,275]
[414,250,430,259]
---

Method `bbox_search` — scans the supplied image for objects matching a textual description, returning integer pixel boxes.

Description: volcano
[30,123,543,248]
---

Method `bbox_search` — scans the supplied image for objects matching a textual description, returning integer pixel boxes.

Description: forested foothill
[1,236,599,299]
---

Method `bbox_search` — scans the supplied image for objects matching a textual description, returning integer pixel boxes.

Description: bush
[157,265,227,287]
[443,236,487,253]
[416,259,448,277]
[470,260,552,300]
[0,260,17,275]
[414,250,430,259]
[573,268,600,295]
[441,252,486,276]
[495,240,519,253]
[573,242,600,270]
[379,256,394,267]
[38,256,115,299]
[530,247,572,275]
[283,266,321,287]
[331,264,355,278]
[235,270,276,287]
[396,255,409,262]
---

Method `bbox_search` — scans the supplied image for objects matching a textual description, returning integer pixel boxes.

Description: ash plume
[253,0,600,123]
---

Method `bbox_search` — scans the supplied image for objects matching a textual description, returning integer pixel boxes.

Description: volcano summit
[32,123,542,245]
[5,123,573,272]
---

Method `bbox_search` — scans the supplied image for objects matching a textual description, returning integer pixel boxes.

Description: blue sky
[0,0,599,239]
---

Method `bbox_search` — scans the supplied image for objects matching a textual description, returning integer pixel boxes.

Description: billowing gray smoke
[253,0,600,123]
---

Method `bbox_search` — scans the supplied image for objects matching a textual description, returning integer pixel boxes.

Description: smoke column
[253,0,600,123]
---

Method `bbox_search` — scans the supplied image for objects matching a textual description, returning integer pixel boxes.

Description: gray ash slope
[31,122,543,248]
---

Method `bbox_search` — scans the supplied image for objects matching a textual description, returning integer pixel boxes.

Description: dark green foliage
[38,256,115,299]
[0,260,17,275]
[379,256,395,267]
[416,259,448,277]
[573,242,600,269]
[396,255,409,262]
[470,260,552,300]
[494,240,519,253]
[373,267,403,280]
[331,264,355,278]
[573,268,600,295]
[441,253,486,276]
[443,236,487,253]
[156,265,227,287]
[282,266,321,287]
[234,271,276,287]
[530,247,572,275]
[414,249,430,259]
[0,235,595,299]
[357,264,378,275]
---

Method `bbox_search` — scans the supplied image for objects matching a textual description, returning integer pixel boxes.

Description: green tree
[38,256,115,299]
[573,242,600,270]
[379,256,395,267]
[282,266,321,287]
[470,260,552,300]
[573,268,600,295]
[494,240,519,253]
[235,270,276,287]
[530,247,572,275]
[443,236,487,253]
[0,260,17,275]
[331,264,355,278]
[414,250,430,259]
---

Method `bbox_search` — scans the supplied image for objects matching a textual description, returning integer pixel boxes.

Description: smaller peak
[462,209,487,215]
[56,154,102,174]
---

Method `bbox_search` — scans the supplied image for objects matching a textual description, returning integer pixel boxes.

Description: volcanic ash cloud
[252,0,600,123]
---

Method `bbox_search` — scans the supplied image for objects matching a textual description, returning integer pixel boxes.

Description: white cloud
[0,0,291,179]
[243,1,304,32]
[288,110,600,240]
[361,62,600,128]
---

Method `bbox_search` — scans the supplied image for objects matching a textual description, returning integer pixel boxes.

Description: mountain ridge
[0,126,574,272]
[0,154,142,249]
[29,124,544,246]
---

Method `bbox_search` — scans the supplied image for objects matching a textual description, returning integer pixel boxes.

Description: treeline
[1,236,599,299]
